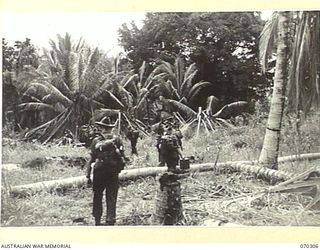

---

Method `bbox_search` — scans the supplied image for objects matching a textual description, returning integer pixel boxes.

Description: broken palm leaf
[267,168,320,209]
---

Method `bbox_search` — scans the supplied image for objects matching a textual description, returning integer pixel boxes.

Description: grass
[1,112,320,226]
[2,165,319,227]
[2,140,87,164]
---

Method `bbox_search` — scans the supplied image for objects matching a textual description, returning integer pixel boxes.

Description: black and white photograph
[1,6,320,232]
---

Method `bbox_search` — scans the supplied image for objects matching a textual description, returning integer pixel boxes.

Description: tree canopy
[2,12,278,141]
[118,12,270,106]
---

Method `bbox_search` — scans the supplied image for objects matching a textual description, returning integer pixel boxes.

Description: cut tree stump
[153,172,183,225]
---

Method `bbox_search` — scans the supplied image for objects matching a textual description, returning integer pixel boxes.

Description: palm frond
[180,63,198,96]
[106,91,125,109]
[93,108,120,121]
[134,88,150,114]
[41,81,72,107]
[50,77,73,99]
[24,111,64,140]
[15,69,42,91]
[175,57,185,90]
[187,81,212,103]
[41,94,54,104]
[24,104,73,143]
[73,36,85,52]
[40,49,63,79]
[214,118,236,129]
[156,60,176,84]
[139,61,146,83]
[91,99,107,110]
[53,103,66,113]
[145,72,166,90]
[154,78,173,99]
[116,86,134,110]
[125,77,140,100]
[184,63,197,80]
[143,69,159,89]
[84,47,101,75]
[259,12,279,73]
[167,80,181,100]
[179,97,188,105]
[23,82,51,98]
[92,80,109,97]
[212,101,248,119]
[162,98,197,119]
[68,52,80,93]
[205,95,220,115]
[22,93,42,103]
[42,105,74,144]
[49,33,84,93]
[25,81,72,107]
[288,11,320,112]
[58,33,72,53]
[77,53,86,85]
[78,94,91,108]
[150,64,165,77]
[81,57,112,97]
[122,73,138,88]
[18,102,56,112]
[161,60,175,76]
[93,86,125,109]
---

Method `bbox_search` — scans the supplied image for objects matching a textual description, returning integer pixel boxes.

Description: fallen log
[8,167,167,197]
[278,152,320,164]
[7,152,320,197]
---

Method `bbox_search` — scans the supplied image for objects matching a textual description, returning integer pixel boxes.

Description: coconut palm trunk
[259,12,291,169]
[8,152,320,197]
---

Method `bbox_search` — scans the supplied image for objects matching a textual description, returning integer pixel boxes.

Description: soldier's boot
[95,217,102,226]
[105,219,115,226]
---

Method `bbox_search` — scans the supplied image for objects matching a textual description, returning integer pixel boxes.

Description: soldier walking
[85,122,126,226]
[154,121,165,166]
[126,127,140,155]
[158,125,183,173]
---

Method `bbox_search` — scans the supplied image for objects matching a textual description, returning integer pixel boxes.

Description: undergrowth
[1,112,320,226]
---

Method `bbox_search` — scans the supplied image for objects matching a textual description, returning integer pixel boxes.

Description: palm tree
[153,57,212,107]
[20,33,131,142]
[121,61,166,123]
[258,11,320,169]
[149,57,214,121]
[152,57,249,132]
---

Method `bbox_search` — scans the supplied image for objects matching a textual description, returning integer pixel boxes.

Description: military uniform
[127,128,139,155]
[86,131,125,226]
[158,127,183,172]
[154,122,165,166]
[174,129,183,149]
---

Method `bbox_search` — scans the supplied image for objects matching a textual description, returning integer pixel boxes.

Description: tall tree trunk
[259,12,291,169]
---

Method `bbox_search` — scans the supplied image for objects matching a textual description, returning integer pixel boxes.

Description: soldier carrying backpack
[126,126,140,155]
[85,122,126,226]
[159,125,184,173]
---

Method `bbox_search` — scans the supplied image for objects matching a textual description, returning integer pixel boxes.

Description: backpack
[93,138,124,173]
[95,139,118,156]
[161,134,177,152]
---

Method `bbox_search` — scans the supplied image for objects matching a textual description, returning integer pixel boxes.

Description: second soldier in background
[157,122,183,173]
[126,127,140,155]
